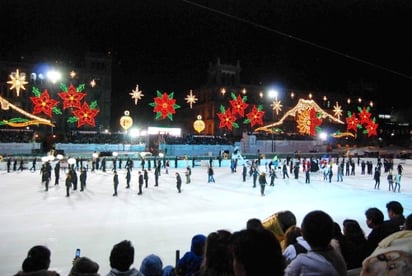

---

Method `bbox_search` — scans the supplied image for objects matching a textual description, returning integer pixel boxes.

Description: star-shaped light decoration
[130,84,144,105]
[333,102,343,119]
[7,69,28,96]
[271,99,283,115]
[185,90,198,109]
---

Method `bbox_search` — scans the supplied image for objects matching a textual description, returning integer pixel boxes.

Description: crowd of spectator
[0,129,233,146]
[13,202,412,276]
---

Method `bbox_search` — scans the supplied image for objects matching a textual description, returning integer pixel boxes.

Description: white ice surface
[1,158,411,275]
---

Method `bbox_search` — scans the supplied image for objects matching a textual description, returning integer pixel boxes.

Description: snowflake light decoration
[185,90,198,109]
[7,69,28,96]
[333,102,343,119]
[271,99,283,115]
[130,84,144,105]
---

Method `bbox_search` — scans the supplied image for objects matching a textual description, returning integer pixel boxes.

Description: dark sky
[2,0,412,117]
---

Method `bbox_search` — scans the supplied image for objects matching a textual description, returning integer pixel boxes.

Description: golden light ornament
[254,99,344,133]
[0,95,54,127]
[130,84,144,105]
[7,69,28,96]
[120,110,133,130]
[193,115,205,133]
[70,71,76,78]
[185,89,198,109]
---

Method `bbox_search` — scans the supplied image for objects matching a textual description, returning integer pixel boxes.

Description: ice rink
[1,157,411,275]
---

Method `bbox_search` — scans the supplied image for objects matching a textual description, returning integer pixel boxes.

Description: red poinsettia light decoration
[30,88,60,117]
[358,106,372,125]
[309,107,323,136]
[217,106,238,130]
[70,101,100,127]
[58,84,86,110]
[364,119,379,137]
[346,112,360,132]
[244,105,265,127]
[149,91,181,120]
[229,93,248,117]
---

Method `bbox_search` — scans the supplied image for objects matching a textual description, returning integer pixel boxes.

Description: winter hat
[190,234,206,256]
[140,254,163,276]
[69,256,99,276]
[162,265,175,276]
[22,245,51,272]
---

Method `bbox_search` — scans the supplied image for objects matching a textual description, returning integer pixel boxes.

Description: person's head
[109,240,134,272]
[230,228,285,276]
[246,218,264,231]
[332,221,343,241]
[202,230,233,274]
[139,254,163,276]
[343,219,365,240]
[365,207,384,228]
[301,210,334,249]
[69,256,99,276]
[21,245,51,272]
[404,214,412,230]
[283,225,302,248]
[190,234,206,256]
[386,201,404,218]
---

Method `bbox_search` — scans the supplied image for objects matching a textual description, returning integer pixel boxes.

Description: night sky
[1,0,412,120]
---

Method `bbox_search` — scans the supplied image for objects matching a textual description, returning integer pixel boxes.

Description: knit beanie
[140,254,163,276]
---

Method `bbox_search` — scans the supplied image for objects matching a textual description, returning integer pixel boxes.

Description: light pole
[268,89,278,153]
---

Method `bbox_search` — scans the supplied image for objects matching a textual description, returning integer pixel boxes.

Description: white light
[56,154,64,160]
[112,152,118,157]
[68,158,76,165]
[319,132,328,141]
[129,128,140,138]
[46,70,61,84]
[158,153,164,158]
[268,89,278,99]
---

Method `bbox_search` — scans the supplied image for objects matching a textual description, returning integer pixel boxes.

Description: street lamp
[268,89,278,153]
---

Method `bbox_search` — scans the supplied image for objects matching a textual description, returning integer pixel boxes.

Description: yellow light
[7,69,28,96]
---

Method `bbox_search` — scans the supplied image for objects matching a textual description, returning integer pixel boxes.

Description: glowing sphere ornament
[193,115,205,133]
[120,110,133,130]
